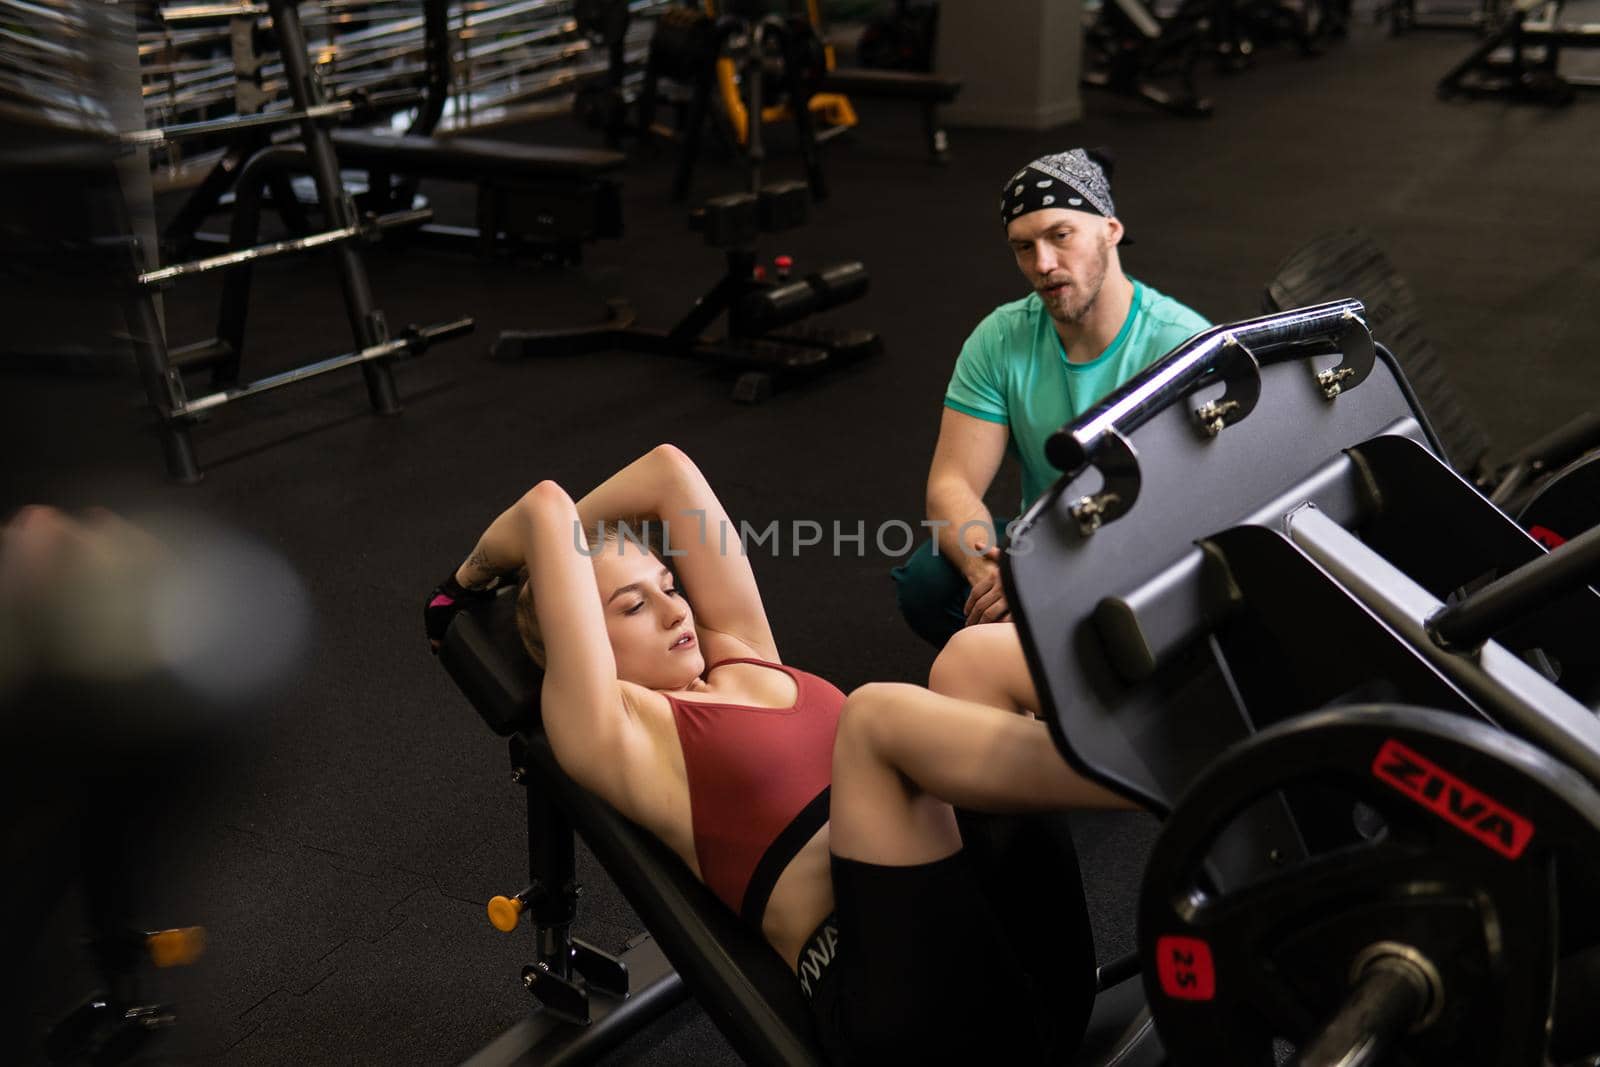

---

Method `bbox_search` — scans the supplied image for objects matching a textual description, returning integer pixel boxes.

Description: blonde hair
[513,518,667,669]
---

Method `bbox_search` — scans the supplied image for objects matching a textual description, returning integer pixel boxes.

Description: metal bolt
[1317,366,1356,399]
[1070,495,1106,537]
[1195,398,1240,437]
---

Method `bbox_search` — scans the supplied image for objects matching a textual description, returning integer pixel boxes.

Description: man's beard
[1042,239,1110,326]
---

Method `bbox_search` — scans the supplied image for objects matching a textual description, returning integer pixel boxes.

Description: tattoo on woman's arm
[460,546,498,589]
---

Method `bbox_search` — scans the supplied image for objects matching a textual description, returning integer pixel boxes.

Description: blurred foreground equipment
[0,505,309,1063]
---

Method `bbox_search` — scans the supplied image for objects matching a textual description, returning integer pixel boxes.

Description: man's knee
[928,625,984,695]
[928,623,1025,705]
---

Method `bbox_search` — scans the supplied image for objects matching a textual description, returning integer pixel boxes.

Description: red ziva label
[1371,739,1535,859]
[1529,525,1567,549]
[1155,935,1215,1001]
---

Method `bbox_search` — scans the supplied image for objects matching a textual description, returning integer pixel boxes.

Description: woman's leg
[826,623,1117,1062]
[829,678,1133,866]
[929,623,1101,1057]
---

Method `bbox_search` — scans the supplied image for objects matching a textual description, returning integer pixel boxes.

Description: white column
[936,1,1085,129]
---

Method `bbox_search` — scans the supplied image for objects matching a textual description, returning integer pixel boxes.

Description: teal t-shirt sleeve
[943,318,1009,424]
[1131,294,1211,373]
[1171,306,1211,341]
[1156,300,1211,349]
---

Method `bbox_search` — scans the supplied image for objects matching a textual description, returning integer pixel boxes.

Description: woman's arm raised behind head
[576,445,778,662]
[519,482,665,815]
[453,489,540,591]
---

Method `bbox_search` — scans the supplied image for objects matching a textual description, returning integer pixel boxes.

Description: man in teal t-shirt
[894,148,1210,647]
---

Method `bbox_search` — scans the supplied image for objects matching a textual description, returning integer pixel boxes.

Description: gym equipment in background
[129,1,474,481]
[1263,228,1600,520]
[796,0,961,164]
[1211,0,1350,65]
[4,0,472,481]
[630,0,959,201]
[1081,0,1216,116]
[856,0,939,72]
[1436,0,1600,104]
[328,130,626,263]
[1081,0,1349,117]
[1381,0,1504,34]
[492,181,879,403]
[156,0,630,264]
[703,2,831,199]
[149,0,446,258]
[137,0,675,155]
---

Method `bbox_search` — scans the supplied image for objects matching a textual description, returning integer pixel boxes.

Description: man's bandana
[999,148,1117,228]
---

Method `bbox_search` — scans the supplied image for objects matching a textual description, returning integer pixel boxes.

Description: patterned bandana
[999,148,1129,242]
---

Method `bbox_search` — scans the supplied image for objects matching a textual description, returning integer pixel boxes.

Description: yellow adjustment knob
[487,895,524,933]
[147,927,206,968]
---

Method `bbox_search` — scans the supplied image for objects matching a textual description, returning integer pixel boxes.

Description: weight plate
[1139,704,1600,1065]
[1518,451,1600,551]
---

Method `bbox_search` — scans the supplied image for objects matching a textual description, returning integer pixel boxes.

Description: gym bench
[814,68,961,163]
[331,131,627,263]
[438,586,1163,1065]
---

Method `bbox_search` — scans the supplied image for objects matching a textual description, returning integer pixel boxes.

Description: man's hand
[962,545,1011,627]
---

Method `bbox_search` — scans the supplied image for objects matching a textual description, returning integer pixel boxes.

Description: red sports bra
[664,658,843,922]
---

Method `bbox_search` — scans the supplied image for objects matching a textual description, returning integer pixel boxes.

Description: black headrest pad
[439,586,539,736]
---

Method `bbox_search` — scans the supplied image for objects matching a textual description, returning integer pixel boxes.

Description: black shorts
[803,839,1095,1067]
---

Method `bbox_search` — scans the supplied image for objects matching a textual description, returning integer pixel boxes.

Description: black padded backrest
[439,589,538,736]
[438,590,827,1067]
[330,131,626,180]
[522,731,826,1066]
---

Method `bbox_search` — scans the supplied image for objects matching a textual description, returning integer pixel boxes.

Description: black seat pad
[439,589,828,1066]
[819,69,961,102]
[330,131,626,181]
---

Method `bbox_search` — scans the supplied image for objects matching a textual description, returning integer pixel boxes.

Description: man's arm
[926,407,1011,586]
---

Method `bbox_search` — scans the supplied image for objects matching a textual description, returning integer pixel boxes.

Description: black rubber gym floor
[8,16,1599,1065]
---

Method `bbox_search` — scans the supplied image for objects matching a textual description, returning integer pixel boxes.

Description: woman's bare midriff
[761,823,837,971]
